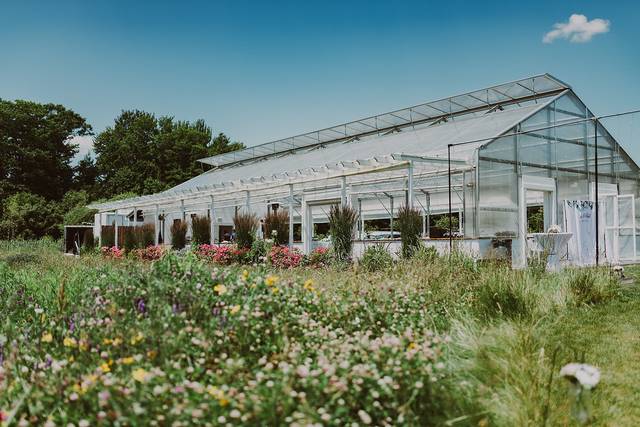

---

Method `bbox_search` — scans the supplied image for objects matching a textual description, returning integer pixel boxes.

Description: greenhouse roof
[198,74,569,168]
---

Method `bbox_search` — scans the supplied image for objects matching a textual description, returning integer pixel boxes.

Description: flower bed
[0,254,450,425]
[195,244,248,265]
[100,246,124,259]
[268,245,304,269]
[131,245,165,261]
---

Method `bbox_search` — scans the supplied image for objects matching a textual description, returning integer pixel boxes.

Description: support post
[288,184,294,248]
[407,161,414,209]
[154,204,159,245]
[97,212,102,247]
[340,176,347,206]
[181,200,185,221]
[114,211,119,249]
[426,192,431,238]
[133,206,137,224]
[245,191,251,212]
[209,195,216,245]
[447,144,453,254]
[594,119,599,265]
[358,199,363,239]
[389,195,394,238]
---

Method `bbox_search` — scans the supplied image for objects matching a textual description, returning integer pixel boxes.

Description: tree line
[0,99,243,239]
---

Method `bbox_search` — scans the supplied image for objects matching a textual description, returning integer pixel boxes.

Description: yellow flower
[41,332,53,343]
[64,337,77,348]
[407,342,418,351]
[242,270,249,280]
[78,340,89,351]
[303,279,315,292]
[132,368,149,383]
[271,287,280,294]
[219,397,230,406]
[111,337,123,347]
[230,305,241,315]
[121,356,135,365]
[265,275,278,287]
[130,332,144,345]
[207,385,229,406]
[100,363,111,373]
[102,338,112,345]
[147,350,157,359]
[213,284,227,295]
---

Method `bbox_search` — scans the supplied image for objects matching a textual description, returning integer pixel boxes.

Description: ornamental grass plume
[264,209,289,246]
[191,216,211,245]
[396,205,423,258]
[234,212,258,250]
[170,220,188,250]
[328,204,358,262]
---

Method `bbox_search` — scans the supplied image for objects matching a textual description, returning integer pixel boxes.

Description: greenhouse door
[605,194,637,263]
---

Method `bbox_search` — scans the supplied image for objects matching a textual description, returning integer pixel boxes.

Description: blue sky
[1,1,639,161]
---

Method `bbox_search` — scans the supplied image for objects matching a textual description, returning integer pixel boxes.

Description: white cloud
[67,135,95,164]
[543,14,610,43]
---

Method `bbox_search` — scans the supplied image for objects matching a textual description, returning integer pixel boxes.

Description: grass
[0,240,638,426]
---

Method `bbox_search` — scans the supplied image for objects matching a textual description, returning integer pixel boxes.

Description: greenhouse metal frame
[90,74,640,267]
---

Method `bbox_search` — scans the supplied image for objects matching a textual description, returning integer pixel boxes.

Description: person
[257,219,265,239]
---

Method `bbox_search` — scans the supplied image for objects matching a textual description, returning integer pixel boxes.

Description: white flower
[560,363,600,389]
[358,410,372,425]
[547,224,561,233]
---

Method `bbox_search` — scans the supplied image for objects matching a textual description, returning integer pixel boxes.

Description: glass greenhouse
[90,74,640,267]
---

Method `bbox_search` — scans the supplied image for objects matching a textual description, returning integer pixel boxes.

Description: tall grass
[396,205,422,258]
[328,204,358,262]
[264,209,289,245]
[170,220,187,249]
[191,216,211,245]
[234,212,257,249]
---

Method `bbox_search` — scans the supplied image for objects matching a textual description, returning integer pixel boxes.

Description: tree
[72,154,99,196]
[0,99,92,202]
[0,192,61,239]
[94,111,244,198]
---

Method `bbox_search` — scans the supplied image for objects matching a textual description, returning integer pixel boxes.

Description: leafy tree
[72,154,99,196]
[94,111,243,198]
[0,99,92,203]
[0,192,61,239]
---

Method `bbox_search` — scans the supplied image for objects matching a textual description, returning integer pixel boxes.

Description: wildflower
[271,287,280,294]
[560,363,601,390]
[132,368,150,383]
[407,342,418,351]
[69,392,79,401]
[111,337,122,347]
[63,337,77,348]
[242,270,249,280]
[230,305,241,315]
[265,275,278,287]
[121,356,135,365]
[358,410,372,425]
[303,279,315,292]
[214,284,227,296]
[41,332,53,343]
[130,332,144,345]
[100,363,111,373]
[79,419,90,427]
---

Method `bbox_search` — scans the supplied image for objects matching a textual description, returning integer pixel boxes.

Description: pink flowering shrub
[132,245,165,261]
[100,246,124,259]
[196,244,248,265]
[269,245,303,269]
[307,246,332,268]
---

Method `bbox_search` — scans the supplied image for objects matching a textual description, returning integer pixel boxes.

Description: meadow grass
[0,240,637,426]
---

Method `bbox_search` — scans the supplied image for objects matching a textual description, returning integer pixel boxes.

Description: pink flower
[269,246,303,268]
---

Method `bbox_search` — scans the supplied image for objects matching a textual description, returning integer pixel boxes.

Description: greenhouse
[89,74,640,267]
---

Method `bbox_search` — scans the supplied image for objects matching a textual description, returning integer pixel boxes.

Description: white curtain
[563,200,596,266]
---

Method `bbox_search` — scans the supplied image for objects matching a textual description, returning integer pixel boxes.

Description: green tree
[0,99,92,203]
[94,111,243,198]
[0,192,61,239]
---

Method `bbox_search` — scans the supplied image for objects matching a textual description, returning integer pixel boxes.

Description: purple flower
[135,298,146,314]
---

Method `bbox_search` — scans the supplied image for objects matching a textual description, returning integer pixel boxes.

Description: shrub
[196,244,247,265]
[132,245,165,261]
[397,205,422,258]
[360,244,394,272]
[100,246,124,259]
[234,212,258,250]
[307,246,332,268]
[328,204,358,262]
[191,216,211,245]
[414,245,439,263]
[269,245,304,268]
[123,227,138,251]
[136,224,156,248]
[264,209,290,245]
[170,220,188,250]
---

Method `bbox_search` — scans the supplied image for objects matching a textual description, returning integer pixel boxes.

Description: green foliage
[328,204,358,262]
[360,244,393,272]
[0,99,91,203]
[566,268,618,305]
[93,111,243,198]
[396,205,423,258]
[233,212,257,250]
[0,192,61,239]
[81,230,96,251]
[527,206,545,233]
[433,214,459,231]
[248,238,271,264]
[170,220,188,250]
[264,209,289,245]
[191,216,211,245]
[413,245,439,263]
